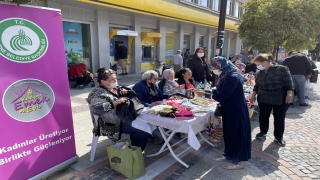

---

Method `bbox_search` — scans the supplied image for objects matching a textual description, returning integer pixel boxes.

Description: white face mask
[109,81,118,88]
[197,53,204,58]
[213,69,222,76]
[257,65,266,70]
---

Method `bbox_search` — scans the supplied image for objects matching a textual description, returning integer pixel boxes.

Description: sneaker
[300,103,309,106]
[255,132,267,139]
[274,138,286,146]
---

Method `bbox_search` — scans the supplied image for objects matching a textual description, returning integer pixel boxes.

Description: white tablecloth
[134,104,217,150]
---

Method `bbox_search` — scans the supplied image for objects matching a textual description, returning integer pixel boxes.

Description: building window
[183,35,191,52]
[198,0,209,7]
[226,0,232,15]
[63,22,92,71]
[213,0,220,11]
[199,36,204,47]
[234,2,239,17]
[185,0,195,2]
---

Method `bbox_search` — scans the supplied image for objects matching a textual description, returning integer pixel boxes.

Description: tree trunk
[272,47,277,62]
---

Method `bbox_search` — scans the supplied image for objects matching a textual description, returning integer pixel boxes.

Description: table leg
[198,132,215,147]
[146,127,190,168]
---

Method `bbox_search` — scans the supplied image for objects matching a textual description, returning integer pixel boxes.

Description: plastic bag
[305,79,312,91]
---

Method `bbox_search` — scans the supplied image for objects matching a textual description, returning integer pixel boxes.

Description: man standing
[118,44,128,75]
[183,49,190,68]
[173,50,183,73]
[282,51,312,106]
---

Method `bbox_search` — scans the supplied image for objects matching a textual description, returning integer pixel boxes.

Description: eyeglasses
[104,69,113,74]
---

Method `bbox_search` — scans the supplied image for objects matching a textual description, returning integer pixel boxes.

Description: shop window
[199,36,204,47]
[183,35,191,52]
[63,22,92,71]
[198,0,209,7]
[213,0,220,11]
[234,2,240,18]
[226,0,232,15]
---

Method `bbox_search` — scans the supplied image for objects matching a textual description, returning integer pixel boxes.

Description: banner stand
[29,156,79,180]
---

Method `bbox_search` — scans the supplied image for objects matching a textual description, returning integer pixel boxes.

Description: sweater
[282,55,312,75]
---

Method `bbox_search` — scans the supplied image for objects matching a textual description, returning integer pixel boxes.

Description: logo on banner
[2,79,55,122]
[0,18,48,63]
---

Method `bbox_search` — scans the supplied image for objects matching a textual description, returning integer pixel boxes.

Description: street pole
[216,0,228,56]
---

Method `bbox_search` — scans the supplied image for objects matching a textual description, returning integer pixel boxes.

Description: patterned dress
[87,85,122,142]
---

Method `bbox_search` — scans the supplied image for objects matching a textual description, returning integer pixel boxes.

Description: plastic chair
[86,98,130,161]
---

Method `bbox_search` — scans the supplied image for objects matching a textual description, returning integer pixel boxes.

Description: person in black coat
[187,47,213,88]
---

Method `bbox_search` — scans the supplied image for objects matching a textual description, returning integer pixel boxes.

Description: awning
[109,29,138,39]
[141,32,162,40]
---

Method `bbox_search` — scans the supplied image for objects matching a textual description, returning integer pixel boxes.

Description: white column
[223,32,230,58]
[96,11,110,68]
[157,21,166,62]
[193,27,200,50]
[132,17,142,74]
[235,33,241,55]
[190,27,196,52]
[205,28,211,61]
[177,24,184,51]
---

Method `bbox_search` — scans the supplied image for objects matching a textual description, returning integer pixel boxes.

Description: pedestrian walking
[282,51,312,106]
[250,54,294,146]
[173,50,183,73]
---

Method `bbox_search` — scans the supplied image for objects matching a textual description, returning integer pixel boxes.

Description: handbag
[258,90,283,105]
[214,103,222,116]
[107,140,146,180]
[310,70,318,83]
[116,87,145,125]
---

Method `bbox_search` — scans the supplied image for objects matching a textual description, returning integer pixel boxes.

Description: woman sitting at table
[160,69,185,95]
[133,70,169,107]
[197,57,251,170]
[176,68,195,89]
[87,67,151,151]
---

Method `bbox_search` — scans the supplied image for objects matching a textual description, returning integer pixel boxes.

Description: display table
[134,105,217,168]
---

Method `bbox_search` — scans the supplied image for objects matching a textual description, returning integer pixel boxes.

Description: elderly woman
[133,70,169,107]
[87,67,150,151]
[159,69,185,95]
[196,57,251,170]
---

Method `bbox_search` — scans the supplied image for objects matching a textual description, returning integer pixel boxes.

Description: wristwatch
[287,94,292,97]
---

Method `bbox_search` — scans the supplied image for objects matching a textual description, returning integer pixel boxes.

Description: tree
[237,0,320,58]
[0,0,46,5]
[111,157,121,165]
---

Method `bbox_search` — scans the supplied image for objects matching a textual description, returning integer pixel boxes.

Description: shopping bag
[305,79,314,98]
[106,140,146,179]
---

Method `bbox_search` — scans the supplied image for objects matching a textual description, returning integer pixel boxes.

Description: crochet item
[147,105,173,114]
[159,108,177,118]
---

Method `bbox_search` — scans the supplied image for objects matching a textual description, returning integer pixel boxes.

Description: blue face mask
[257,65,266,70]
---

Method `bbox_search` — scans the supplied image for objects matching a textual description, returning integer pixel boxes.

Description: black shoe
[124,73,128,75]
[255,132,267,139]
[289,102,294,106]
[274,138,286,146]
[305,96,310,99]
[300,103,309,106]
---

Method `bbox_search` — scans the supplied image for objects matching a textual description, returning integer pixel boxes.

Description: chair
[86,98,130,161]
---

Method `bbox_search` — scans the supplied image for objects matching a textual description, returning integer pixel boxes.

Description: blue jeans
[292,75,307,104]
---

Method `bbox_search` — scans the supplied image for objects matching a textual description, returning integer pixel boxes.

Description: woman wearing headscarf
[197,57,251,170]
[159,69,185,95]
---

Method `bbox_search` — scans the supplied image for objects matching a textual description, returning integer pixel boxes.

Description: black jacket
[187,55,212,83]
[283,55,312,75]
[245,63,257,73]
[117,46,128,59]
[177,78,195,89]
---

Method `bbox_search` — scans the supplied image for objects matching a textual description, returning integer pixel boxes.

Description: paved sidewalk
[45,64,320,180]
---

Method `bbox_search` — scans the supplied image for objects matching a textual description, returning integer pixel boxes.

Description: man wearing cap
[173,50,183,73]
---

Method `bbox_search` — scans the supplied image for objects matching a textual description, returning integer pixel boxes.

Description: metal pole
[216,0,228,56]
